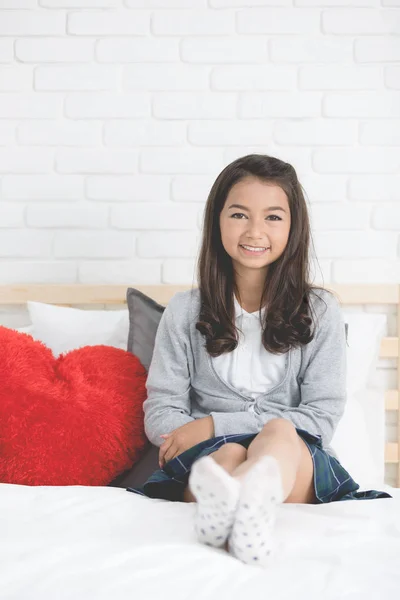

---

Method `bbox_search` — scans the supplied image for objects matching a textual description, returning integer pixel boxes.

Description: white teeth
[241,245,267,252]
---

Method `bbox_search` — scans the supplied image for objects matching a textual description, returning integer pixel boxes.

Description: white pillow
[343,312,387,394]
[24,301,129,358]
[331,388,385,491]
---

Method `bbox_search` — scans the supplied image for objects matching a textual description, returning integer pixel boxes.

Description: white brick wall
[0,0,398,289]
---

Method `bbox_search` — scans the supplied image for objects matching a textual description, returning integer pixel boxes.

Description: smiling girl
[128,154,391,567]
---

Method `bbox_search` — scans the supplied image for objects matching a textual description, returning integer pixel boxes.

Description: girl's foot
[189,455,241,548]
[228,455,284,568]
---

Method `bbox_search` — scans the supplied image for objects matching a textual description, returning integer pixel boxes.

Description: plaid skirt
[127,428,392,504]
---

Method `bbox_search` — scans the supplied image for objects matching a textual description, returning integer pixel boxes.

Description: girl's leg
[231,418,316,504]
[183,443,247,503]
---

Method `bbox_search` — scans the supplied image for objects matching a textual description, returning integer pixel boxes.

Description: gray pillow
[126,287,165,372]
[108,287,165,489]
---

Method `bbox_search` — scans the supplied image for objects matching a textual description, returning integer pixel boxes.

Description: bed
[0,283,399,600]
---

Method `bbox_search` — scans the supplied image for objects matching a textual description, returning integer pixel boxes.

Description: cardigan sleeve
[143,295,195,447]
[210,291,347,448]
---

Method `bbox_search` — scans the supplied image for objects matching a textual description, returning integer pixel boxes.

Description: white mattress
[1,483,399,600]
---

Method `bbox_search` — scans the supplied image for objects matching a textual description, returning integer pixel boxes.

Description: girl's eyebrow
[228,203,287,213]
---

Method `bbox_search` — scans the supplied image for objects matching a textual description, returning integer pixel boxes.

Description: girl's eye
[230,213,282,221]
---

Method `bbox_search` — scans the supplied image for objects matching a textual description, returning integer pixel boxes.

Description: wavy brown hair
[195,153,332,357]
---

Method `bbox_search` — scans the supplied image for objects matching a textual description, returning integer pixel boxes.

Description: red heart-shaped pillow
[0,326,149,486]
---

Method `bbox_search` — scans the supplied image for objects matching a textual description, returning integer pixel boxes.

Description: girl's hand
[158,417,214,468]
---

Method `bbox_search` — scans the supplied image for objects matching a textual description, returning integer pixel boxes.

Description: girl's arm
[209,292,347,449]
[143,296,194,447]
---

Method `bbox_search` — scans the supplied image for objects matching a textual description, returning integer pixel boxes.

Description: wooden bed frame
[1,283,399,487]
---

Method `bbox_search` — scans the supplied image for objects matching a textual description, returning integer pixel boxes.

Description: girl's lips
[239,245,270,257]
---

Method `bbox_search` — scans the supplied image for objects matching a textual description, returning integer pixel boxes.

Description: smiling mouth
[239,245,271,255]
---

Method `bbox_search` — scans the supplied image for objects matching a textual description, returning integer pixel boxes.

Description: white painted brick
[26,204,108,228]
[154,92,236,119]
[314,231,397,258]
[274,119,356,145]
[299,66,381,90]
[0,122,16,145]
[0,149,54,173]
[56,149,139,173]
[237,8,320,34]
[137,231,200,258]
[270,37,353,63]
[86,175,170,202]
[35,66,117,91]
[41,1,120,6]
[0,94,62,118]
[16,39,94,63]
[0,66,32,91]
[111,203,199,230]
[0,11,65,36]
[211,65,296,90]
[322,9,400,34]
[371,204,400,231]
[152,10,234,35]
[162,259,196,284]
[385,66,400,89]
[324,93,400,118]
[295,0,378,4]
[313,148,400,173]
[65,92,150,119]
[96,38,179,63]
[18,121,102,146]
[126,0,206,6]
[123,65,209,91]
[355,38,400,62]
[223,147,312,175]
[239,92,321,118]
[310,202,370,230]
[0,204,25,227]
[189,120,273,145]
[104,120,186,147]
[360,120,400,145]
[349,176,400,201]
[54,232,135,258]
[0,40,13,63]
[172,175,215,202]
[333,260,400,284]
[140,148,225,174]
[0,1,38,7]
[211,0,291,5]
[0,261,78,284]
[79,260,161,284]
[181,37,267,63]
[1,175,84,200]
[300,174,348,202]
[0,230,53,257]
[68,11,150,35]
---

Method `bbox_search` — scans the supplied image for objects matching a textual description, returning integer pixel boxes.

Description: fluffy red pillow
[0,326,149,486]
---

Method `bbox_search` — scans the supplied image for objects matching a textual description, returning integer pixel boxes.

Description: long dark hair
[195,153,332,357]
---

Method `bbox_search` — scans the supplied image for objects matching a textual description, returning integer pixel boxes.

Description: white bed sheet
[1,483,399,600]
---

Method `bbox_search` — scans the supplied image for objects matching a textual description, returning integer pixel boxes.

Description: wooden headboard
[1,283,399,487]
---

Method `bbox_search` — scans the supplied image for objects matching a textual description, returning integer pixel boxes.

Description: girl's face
[219,177,291,278]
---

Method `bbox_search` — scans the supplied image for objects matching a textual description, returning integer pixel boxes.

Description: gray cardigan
[143,288,347,458]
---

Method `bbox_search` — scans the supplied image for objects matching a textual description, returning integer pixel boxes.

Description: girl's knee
[261,418,297,438]
[213,442,247,461]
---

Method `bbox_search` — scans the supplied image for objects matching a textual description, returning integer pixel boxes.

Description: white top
[211,295,287,411]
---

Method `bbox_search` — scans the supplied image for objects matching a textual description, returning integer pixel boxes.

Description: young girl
[128,154,392,567]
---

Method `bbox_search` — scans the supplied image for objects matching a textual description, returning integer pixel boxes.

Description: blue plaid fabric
[127,428,392,503]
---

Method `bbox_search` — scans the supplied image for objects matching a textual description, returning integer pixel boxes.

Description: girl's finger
[159,438,174,467]
[163,443,178,465]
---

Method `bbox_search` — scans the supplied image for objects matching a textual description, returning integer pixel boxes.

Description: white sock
[228,455,284,568]
[189,455,241,548]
